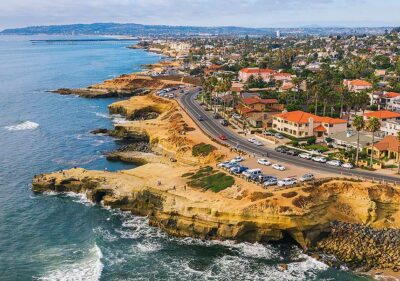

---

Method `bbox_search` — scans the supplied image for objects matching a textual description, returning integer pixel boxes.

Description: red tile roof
[383,92,400,99]
[275,110,347,124]
[374,135,400,152]
[364,110,400,119]
[240,68,275,74]
[348,79,372,87]
[241,97,278,105]
[313,125,327,132]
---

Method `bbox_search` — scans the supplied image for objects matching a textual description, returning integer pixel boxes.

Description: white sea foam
[38,244,103,281]
[4,121,39,131]
[111,114,128,124]
[93,227,118,242]
[94,112,110,119]
[135,241,163,253]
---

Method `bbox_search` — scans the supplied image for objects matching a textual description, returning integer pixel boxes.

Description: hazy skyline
[1,0,399,30]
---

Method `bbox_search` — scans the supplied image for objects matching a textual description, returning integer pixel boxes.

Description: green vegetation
[186,166,234,192]
[192,143,216,157]
[304,144,329,153]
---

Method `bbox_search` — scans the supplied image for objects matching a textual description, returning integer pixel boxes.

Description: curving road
[179,89,400,184]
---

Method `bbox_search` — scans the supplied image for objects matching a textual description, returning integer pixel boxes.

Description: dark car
[212,112,221,119]
[286,150,300,156]
[198,115,204,121]
[220,119,229,126]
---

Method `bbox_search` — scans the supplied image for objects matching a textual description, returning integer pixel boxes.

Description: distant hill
[0,23,392,37]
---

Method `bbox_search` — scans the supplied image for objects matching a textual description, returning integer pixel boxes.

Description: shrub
[291,140,299,147]
[307,136,316,145]
[282,192,298,198]
[192,143,216,157]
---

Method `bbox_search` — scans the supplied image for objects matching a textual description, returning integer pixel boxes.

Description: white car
[257,158,271,166]
[272,164,286,171]
[253,140,264,146]
[264,178,278,186]
[247,138,256,143]
[217,161,230,168]
[342,163,354,169]
[299,173,315,182]
[327,160,342,167]
[231,156,245,163]
[299,153,312,160]
[278,178,297,187]
[242,168,262,179]
[312,156,327,163]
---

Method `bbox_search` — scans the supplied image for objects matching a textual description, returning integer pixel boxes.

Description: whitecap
[94,112,110,119]
[37,244,103,281]
[4,121,39,131]
[135,241,163,253]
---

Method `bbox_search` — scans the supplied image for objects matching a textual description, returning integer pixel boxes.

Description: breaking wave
[4,121,39,131]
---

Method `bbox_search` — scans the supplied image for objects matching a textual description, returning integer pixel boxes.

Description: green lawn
[184,166,235,192]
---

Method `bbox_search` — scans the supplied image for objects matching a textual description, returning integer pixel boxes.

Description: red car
[219,134,227,140]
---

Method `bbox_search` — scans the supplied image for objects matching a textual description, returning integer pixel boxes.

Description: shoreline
[32,43,400,278]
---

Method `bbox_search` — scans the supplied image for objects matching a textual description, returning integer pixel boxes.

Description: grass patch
[304,144,329,153]
[182,172,194,178]
[282,191,298,198]
[186,166,234,192]
[192,143,217,157]
[384,164,398,169]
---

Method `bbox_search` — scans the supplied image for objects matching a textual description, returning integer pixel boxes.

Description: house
[380,92,400,111]
[363,110,400,122]
[344,79,373,92]
[238,68,275,82]
[330,130,375,151]
[239,97,281,112]
[273,72,294,82]
[230,82,244,93]
[368,135,400,162]
[272,110,347,140]
[380,120,400,137]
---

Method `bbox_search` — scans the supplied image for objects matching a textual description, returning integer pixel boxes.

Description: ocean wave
[37,244,103,281]
[94,112,110,119]
[4,121,39,131]
[135,241,163,253]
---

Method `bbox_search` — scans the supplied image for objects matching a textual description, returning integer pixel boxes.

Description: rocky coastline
[35,57,400,279]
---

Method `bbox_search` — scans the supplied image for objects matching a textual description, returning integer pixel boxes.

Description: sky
[0,0,399,30]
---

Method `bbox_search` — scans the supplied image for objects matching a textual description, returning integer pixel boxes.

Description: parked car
[275,133,284,139]
[342,163,354,169]
[230,166,248,174]
[257,158,271,166]
[232,156,244,162]
[225,161,239,169]
[278,178,297,187]
[327,160,342,167]
[263,131,274,136]
[299,173,315,182]
[253,140,264,146]
[219,134,227,140]
[312,156,327,163]
[242,169,262,179]
[299,153,312,160]
[217,161,230,168]
[198,115,204,121]
[220,119,229,126]
[275,146,288,153]
[264,177,278,186]
[272,164,286,171]
[286,150,299,156]
[232,114,241,119]
[247,138,256,143]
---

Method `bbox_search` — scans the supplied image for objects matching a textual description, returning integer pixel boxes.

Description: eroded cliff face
[32,167,400,251]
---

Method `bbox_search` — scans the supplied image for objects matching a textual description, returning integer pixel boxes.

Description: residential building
[344,79,373,92]
[238,68,275,82]
[363,110,400,122]
[368,135,400,161]
[381,92,400,111]
[272,110,347,139]
[331,130,375,151]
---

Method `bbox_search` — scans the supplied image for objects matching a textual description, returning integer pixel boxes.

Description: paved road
[179,89,400,184]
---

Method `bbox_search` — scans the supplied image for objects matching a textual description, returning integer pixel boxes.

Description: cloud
[0,0,398,29]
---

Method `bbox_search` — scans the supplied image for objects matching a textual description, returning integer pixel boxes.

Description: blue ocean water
[0,35,370,281]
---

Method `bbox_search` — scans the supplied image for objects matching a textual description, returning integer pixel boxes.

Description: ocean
[0,35,370,281]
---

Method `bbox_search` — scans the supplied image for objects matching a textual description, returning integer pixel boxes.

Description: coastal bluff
[32,168,400,271]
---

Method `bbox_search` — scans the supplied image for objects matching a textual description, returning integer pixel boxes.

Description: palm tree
[366,117,381,168]
[397,131,400,174]
[352,115,365,166]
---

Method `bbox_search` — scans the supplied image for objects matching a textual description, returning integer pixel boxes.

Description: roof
[237,106,259,114]
[313,125,327,132]
[383,92,400,99]
[273,72,292,77]
[241,97,278,105]
[374,135,400,152]
[275,110,347,124]
[348,79,372,87]
[364,110,400,119]
[240,68,275,74]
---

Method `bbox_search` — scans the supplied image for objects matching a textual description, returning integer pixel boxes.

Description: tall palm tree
[352,115,365,166]
[366,117,381,168]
